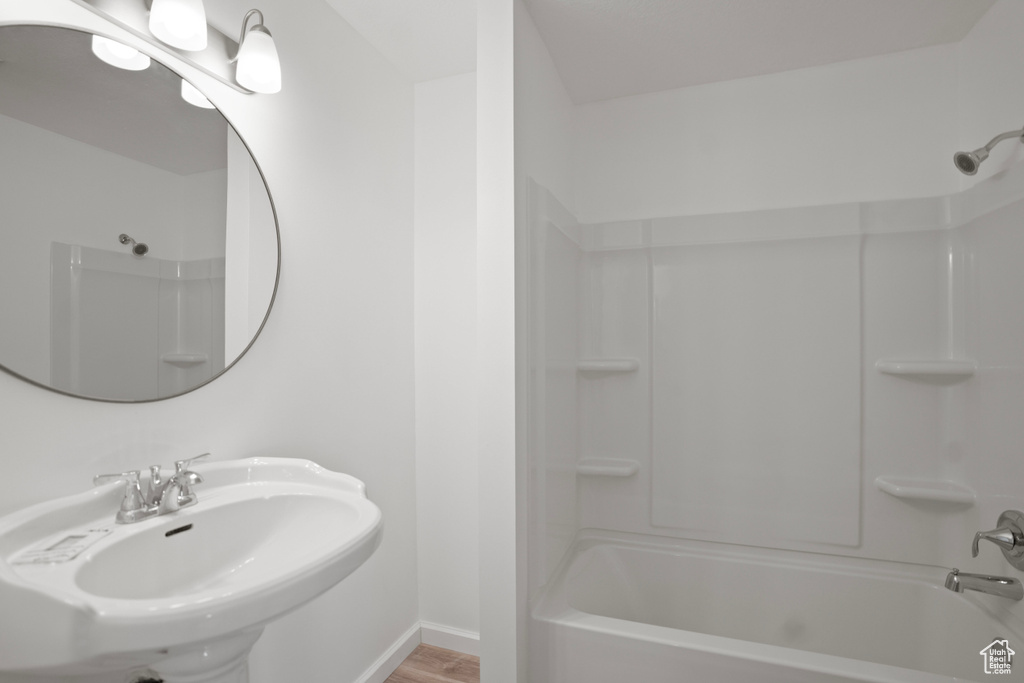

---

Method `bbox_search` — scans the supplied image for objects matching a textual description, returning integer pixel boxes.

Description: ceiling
[324,0,995,103]
[322,0,477,84]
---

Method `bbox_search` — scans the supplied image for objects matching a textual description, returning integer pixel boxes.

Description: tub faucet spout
[945,568,1023,600]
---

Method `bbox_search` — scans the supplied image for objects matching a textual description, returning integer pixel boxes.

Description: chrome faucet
[94,453,208,524]
[945,568,1024,600]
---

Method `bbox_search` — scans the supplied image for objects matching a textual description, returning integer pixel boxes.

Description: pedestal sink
[0,457,383,682]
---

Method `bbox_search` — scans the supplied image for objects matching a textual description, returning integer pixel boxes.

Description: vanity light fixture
[70,0,282,94]
[232,10,281,94]
[149,0,208,52]
[91,35,151,71]
[181,79,215,108]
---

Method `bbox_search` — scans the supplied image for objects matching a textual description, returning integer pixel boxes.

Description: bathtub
[530,531,1024,682]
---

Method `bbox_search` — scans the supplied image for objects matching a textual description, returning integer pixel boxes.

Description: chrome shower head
[953,148,988,176]
[954,126,1024,175]
[118,233,149,257]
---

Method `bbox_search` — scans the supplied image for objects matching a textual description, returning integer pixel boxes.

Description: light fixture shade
[149,0,208,52]
[91,35,151,71]
[181,79,215,109]
[235,26,281,94]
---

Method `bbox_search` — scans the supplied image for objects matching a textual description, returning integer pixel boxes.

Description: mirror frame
[0,22,281,403]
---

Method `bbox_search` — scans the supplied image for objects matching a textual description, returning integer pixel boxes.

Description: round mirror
[0,25,280,402]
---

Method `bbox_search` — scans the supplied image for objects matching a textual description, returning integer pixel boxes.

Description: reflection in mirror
[0,25,279,402]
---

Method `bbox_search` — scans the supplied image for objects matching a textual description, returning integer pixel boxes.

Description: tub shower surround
[526,161,1024,681]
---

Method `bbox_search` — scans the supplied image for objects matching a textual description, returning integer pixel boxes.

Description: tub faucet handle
[973,527,1017,557]
[972,511,1024,570]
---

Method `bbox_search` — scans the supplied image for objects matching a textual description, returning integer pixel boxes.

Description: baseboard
[354,621,482,682]
[354,622,421,683]
[419,622,481,657]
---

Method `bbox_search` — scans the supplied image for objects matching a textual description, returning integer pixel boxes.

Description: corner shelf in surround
[161,353,209,368]
[577,458,639,478]
[577,358,640,373]
[875,476,975,505]
[875,359,976,379]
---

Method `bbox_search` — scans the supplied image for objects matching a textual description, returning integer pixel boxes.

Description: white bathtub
[530,531,1024,682]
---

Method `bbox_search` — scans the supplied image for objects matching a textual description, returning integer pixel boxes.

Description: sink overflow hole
[165,524,193,538]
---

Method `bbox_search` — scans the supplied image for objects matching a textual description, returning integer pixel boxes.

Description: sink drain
[165,523,193,538]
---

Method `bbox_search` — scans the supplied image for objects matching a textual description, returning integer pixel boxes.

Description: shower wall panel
[579,248,650,468]
[527,181,582,593]
[650,236,861,546]
[962,197,1024,503]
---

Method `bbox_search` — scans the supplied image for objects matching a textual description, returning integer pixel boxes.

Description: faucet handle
[93,470,141,488]
[973,528,1017,557]
[172,453,208,499]
[972,511,1024,571]
[174,452,209,474]
[93,470,150,522]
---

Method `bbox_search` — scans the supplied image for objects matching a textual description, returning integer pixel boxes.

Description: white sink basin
[0,457,383,679]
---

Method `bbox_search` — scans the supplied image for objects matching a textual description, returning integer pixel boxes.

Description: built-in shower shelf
[577,358,640,373]
[161,353,209,368]
[875,476,975,505]
[875,359,976,378]
[577,459,639,477]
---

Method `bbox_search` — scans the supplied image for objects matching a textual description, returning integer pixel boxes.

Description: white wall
[0,1,417,683]
[477,0,518,680]
[413,72,480,647]
[513,0,575,216]
[573,42,961,222]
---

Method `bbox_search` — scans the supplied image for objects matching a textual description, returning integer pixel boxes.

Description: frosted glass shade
[91,35,151,71]
[235,27,281,94]
[180,80,215,109]
[149,0,208,51]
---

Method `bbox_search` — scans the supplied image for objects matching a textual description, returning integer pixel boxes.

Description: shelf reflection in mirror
[0,24,279,401]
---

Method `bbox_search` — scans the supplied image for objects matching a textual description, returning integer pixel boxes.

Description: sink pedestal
[150,629,263,683]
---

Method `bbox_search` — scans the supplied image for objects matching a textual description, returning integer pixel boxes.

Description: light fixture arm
[230,9,265,63]
[231,8,282,94]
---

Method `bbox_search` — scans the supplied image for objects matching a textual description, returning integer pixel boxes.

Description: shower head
[954,126,1024,175]
[953,148,988,176]
[118,233,149,257]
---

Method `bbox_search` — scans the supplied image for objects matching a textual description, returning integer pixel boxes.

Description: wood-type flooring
[384,644,480,683]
